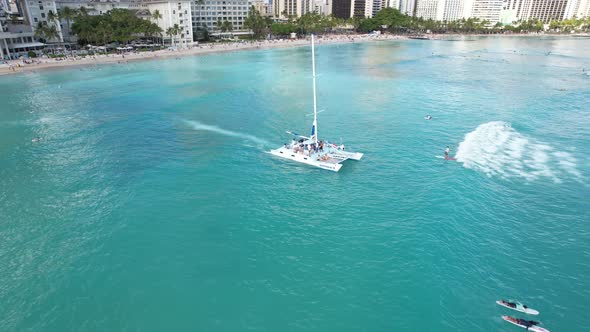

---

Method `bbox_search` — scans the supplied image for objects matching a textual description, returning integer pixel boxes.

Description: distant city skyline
[328,0,589,23]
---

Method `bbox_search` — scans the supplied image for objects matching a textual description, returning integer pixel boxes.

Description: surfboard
[502,316,549,332]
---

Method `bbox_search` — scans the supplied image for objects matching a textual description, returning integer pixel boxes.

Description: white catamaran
[270,35,363,172]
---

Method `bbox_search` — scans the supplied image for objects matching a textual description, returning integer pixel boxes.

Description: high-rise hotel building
[191,0,249,33]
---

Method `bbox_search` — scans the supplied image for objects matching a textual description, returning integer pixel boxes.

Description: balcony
[5,23,34,34]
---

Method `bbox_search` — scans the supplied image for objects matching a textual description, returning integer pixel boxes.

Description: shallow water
[1,36,589,331]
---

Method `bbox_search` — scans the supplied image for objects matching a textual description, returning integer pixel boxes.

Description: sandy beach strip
[0,34,408,76]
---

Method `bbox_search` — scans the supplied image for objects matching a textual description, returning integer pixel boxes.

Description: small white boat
[269,35,363,172]
[502,316,549,332]
[497,300,539,315]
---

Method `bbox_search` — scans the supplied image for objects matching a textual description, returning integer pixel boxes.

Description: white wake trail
[455,121,583,183]
[184,120,269,146]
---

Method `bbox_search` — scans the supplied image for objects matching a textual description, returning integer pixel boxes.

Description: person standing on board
[444,146,451,159]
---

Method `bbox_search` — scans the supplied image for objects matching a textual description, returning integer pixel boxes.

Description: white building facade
[250,0,270,15]
[467,0,503,23]
[412,0,588,23]
[26,0,64,41]
[192,0,249,33]
[272,0,311,18]
[55,0,193,45]
[1,14,40,58]
[499,0,588,23]
[414,0,440,19]
[1,0,55,58]
[399,0,416,15]
[146,1,193,45]
[442,0,464,19]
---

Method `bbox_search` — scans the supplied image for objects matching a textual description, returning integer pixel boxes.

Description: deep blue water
[1,36,589,331]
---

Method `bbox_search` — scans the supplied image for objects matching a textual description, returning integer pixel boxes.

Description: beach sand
[0,34,408,76]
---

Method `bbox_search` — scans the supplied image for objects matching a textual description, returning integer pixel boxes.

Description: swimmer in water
[32,137,41,142]
[425,115,432,120]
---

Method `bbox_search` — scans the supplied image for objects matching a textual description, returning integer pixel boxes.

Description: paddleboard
[502,316,549,332]
[497,300,539,315]
[435,155,456,160]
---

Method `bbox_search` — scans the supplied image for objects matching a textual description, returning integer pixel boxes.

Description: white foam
[455,121,583,183]
[184,120,268,146]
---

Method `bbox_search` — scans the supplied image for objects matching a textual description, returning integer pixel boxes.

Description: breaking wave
[184,120,269,146]
[455,121,582,183]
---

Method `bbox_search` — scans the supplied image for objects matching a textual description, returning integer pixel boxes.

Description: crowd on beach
[0,34,405,75]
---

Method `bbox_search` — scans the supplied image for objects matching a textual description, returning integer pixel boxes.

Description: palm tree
[47,10,59,25]
[221,20,233,33]
[46,10,62,45]
[58,7,77,43]
[34,22,48,41]
[172,24,182,46]
[144,23,162,45]
[152,9,162,22]
[151,9,163,44]
[78,6,88,17]
[166,26,176,47]
[35,22,59,52]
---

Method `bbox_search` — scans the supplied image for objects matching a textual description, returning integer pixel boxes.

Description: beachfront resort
[1,0,589,74]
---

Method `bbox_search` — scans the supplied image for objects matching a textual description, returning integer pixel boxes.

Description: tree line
[34,7,175,47]
[71,8,163,45]
[244,7,590,39]
[549,17,590,32]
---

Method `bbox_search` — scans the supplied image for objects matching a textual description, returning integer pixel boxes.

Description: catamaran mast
[311,34,318,145]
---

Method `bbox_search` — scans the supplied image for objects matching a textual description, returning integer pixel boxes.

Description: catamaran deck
[270,144,362,172]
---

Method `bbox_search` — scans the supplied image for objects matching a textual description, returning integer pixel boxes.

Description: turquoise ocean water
[1,36,589,331]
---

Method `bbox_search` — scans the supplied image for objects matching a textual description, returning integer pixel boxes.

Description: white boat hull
[269,146,362,172]
[496,301,539,315]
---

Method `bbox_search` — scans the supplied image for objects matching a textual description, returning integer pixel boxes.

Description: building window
[39,5,43,9]
[34,17,38,22]
[173,10,175,14]
[41,12,45,18]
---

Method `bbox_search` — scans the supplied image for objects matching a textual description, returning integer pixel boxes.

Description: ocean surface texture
[1,36,589,331]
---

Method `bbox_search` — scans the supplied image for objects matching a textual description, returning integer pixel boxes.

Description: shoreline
[0,32,582,76]
[0,34,406,76]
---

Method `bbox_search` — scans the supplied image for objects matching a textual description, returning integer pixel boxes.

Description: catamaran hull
[270,146,363,172]
[269,148,342,172]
